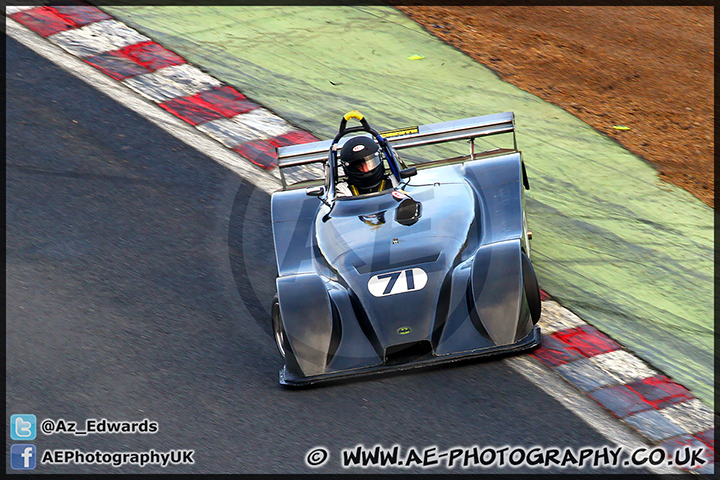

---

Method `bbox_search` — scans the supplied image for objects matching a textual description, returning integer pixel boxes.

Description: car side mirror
[395,198,421,226]
[306,186,325,197]
[400,167,417,179]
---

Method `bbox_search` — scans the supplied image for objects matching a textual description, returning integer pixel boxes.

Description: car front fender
[276,274,333,378]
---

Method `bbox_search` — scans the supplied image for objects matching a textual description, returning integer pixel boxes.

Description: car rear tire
[521,252,542,324]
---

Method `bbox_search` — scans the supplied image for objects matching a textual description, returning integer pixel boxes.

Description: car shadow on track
[228,181,278,340]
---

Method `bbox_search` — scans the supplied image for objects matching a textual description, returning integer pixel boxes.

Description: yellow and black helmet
[340,135,385,193]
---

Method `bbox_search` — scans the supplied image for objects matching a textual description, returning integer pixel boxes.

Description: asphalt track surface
[5,36,666,475]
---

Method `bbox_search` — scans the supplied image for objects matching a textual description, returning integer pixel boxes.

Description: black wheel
[521,252,542,324]
[271,293,286,358]
[271,293,303,375]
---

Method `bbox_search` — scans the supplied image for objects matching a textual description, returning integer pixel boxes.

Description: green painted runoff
[103,6,713,406]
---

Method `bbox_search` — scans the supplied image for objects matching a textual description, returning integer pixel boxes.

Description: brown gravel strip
[394,6,714,207]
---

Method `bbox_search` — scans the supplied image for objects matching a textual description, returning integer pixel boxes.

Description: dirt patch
[394,6,714,207]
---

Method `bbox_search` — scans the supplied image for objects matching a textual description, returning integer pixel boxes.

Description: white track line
[6,15,281,195]
[6,6,35,14]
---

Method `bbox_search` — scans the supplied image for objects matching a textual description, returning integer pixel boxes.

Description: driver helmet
[340,135,385,192]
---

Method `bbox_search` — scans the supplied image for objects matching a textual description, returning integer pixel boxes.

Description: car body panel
[270,113,541,386]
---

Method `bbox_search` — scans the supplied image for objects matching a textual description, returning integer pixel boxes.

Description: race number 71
[368,268,428,297]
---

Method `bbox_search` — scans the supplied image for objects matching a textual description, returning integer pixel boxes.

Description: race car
[271,111,542,386]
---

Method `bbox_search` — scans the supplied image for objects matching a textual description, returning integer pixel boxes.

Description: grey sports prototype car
[271,111,542,385]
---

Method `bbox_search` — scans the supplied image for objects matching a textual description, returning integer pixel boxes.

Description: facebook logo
[11,444,36,470]
[11,414,37,440]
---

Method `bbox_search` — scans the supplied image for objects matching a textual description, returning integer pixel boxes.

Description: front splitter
[279,326,542,386]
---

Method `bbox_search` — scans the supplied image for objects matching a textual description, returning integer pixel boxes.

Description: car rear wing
[276,111,517,188]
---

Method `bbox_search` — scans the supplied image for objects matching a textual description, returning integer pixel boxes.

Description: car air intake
[384,340,433,365]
